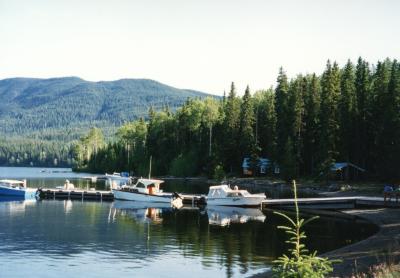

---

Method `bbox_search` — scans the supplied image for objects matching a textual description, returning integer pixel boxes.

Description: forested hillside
[78,58,400,180]
[0,77,211,166]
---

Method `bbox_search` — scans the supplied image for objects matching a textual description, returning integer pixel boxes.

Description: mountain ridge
[0,77,214,137]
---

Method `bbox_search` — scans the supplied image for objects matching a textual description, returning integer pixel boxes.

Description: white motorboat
[206,185,266,207]
[0,179,37,199]
[112,178,183,207]
[105,172,131,188]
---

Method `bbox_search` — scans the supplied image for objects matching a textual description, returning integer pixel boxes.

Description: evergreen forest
[76,58,400,180]
[0,77,211,167]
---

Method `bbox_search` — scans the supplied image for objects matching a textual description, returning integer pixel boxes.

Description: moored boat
[0,179,38,199]
[112,178,183,207]
[105,172,131,188]
[206,184,266,207]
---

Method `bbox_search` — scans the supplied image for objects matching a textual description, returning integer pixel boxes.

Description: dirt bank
[326,208,400,277]
[250,208,400,278]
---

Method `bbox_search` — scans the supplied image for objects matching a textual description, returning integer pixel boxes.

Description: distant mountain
[0,77,214,136]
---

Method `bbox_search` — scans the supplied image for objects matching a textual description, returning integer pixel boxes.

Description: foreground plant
[273,180,338,277]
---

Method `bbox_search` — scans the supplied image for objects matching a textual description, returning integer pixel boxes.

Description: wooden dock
[262,196,400,210]
[39,188,399,210]
[180,194,206,206]
[39,188,114,201]
[38,189,205,205]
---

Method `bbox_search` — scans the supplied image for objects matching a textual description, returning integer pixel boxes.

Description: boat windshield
[136,182,146,188]
[0,182,24,188]
[226,192,244,197]
[210,189,223,197]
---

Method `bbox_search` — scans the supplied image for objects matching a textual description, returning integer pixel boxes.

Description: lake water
[0,167,378,278]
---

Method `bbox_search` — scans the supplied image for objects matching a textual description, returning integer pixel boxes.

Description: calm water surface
[0,167,378,278]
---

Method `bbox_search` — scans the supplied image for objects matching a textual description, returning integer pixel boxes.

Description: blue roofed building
[330,162,366,180]
[242,157,272,176]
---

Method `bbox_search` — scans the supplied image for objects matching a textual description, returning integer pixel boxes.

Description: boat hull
[206,196,265,207]
[0,187,37,199]
[112,190,183,207]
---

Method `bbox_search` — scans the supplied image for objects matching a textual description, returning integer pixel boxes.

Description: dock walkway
[39,188,400,209]
[39,188,114,201]
[262,196,400,210]
[39,189,206,205]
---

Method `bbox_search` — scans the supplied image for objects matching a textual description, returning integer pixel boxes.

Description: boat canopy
[0,179,25,185]
[136,179,164,187]
[208,185,250,198]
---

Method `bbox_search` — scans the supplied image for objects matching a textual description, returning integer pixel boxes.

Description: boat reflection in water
[110,200,266,227]
[0,196,37,216]
[109,200,179,224]
[207,206,266,227]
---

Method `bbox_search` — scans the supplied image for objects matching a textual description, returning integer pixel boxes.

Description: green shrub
[273,180,338,277]
[213,164,225,181]
[169,151,198,177]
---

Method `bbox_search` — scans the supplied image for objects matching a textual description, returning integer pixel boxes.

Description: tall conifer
[339,60,357,162]
[239,86,256,160]
[318,61,341,177]
[303,74,320,175]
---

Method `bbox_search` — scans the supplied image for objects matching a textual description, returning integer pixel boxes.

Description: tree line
[75,58,400,180]
[0,137,75,167]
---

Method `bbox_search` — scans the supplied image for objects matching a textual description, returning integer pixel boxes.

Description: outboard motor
[36,188,43,199]
[198,196,207,206]
[172,192,182,200]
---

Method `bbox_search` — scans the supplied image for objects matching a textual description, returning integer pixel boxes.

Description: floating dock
[180,194,206,206]
[39,189,114,201]
[262,196,400,210]
[39,189,399,210]
[38,189,206,205]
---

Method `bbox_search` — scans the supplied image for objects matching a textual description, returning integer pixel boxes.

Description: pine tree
[387,60,400,178]
[354,58,371,169]
[373,59,398,178]
[255,88,277,162]
[275,68,290,169]
[338,60,357,162]
[318,61,341,178]
[287,76,306,177]
[222,82,241,172]
[303,74,321,175]
[238,86,256,161]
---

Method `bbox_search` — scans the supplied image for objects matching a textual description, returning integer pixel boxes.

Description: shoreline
[325,208,400,277]
[250,208,400,278]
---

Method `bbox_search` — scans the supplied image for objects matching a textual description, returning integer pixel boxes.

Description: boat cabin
[207,185,251,198]
[123,178,164,195]
[0,179,26,189]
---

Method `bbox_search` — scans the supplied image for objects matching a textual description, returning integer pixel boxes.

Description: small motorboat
[0,179,38,199]
[206,184,266,207]
[112,178,183,207]
[105,172,131,188]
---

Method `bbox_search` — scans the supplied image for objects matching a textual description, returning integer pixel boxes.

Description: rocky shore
[250,208,400,278]
[326,208,400,277]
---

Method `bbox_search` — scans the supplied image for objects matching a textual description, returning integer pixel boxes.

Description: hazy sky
[0,0,398,95]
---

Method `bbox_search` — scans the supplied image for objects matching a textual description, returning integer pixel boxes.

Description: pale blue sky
[0,0,398,95]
